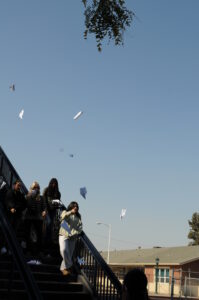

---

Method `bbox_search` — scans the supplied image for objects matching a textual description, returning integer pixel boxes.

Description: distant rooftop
[101,245,199,266]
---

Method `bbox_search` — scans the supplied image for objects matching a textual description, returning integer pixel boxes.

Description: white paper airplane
[27,260,42,265]
[61,220,71,234]
[73,111,83,120]
[120,208,127,220]
[0,181,6,190]
[80,187,87,199]
[19,109,24,119]
[0,177,6,190]
[9,84,15,91]
[52,199,61,204]
[77,256,85,265]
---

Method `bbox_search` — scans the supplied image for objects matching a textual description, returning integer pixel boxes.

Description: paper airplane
[120,208,127,220]
[80,187,87,199]
[61,220,71,234]
[73,111,83,120]
[0,177,6,190]
[69,154,74,158]
[0,181,6,190]
[52,199,61,204]
[27,260,42,265]
[19,109,24,119]
[77,256,85,265]
[9,84,15,91]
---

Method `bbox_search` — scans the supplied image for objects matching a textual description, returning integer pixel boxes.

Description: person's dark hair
[13,179,21,185]
[46,178,60,198]
[123,268,149,300]
[66,201,81,219]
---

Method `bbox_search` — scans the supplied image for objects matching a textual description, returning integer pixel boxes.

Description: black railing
[0,202,43,300]
[0,146,42,299]
[76,231,122,300]
[0,146,27,194]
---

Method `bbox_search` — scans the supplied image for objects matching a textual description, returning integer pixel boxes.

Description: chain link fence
[146,269,199,298]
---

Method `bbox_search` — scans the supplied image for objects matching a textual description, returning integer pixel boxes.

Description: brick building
[101,245,199,297]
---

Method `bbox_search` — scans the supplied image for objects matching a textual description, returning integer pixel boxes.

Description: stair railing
[0,146,42,299]
[75,231,123,300]
[0,201,43,300]
[0,146,123,299]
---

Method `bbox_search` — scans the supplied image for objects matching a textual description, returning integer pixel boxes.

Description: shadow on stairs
[0,254,94,300]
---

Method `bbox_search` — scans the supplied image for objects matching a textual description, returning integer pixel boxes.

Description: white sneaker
[0,247,7,255]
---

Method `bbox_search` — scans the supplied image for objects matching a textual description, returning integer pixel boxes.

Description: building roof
[101,246,199,266]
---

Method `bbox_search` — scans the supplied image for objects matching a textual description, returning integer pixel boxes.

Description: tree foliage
[187,212,199,245]
[82,0,134,51]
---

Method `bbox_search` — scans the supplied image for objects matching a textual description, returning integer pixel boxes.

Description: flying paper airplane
[69,154,74,158]
[120,208,127,220]
[19,109,24,119]
[80,187,87,199]
[9,84,15,91]
[73,111,83,120]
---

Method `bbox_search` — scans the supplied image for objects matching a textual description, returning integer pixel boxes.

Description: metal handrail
[0,146,27,193]
[76,231,122,300]
[0,146,42,299]
[0,201,43,300]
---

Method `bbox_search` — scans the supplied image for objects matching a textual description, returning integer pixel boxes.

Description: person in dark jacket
[24,181,47,257]
[122,268,150,300]
[5,179,27,235]
[43,178,61,246]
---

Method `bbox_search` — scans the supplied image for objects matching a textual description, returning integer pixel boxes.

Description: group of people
[0,177,83,276]
[0,177,151,297]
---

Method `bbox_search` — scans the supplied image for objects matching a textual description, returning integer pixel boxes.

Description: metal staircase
[0,146,122,300]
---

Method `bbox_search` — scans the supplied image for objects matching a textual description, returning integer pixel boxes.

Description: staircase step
[0,269,76,282]
[0,289,92,300]
[0,278,84,291]
[0,250,93,299]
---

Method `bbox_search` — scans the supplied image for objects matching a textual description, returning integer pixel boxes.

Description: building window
[156,268,169,283]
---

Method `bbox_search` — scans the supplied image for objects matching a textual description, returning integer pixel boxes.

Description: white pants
[59,235,76,270]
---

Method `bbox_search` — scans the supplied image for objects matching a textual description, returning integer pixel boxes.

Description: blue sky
[1,0,199,252]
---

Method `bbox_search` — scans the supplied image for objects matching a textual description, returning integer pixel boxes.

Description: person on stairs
[24,181,47,258]
[42,178,61,248]
[59,201,82,276]
[5,179,27,236]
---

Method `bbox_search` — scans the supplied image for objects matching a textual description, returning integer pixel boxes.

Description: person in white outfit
[59,201,82,276]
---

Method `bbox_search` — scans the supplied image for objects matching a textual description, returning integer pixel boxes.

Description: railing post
[93,260,98,291]
[171,269,174,300]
